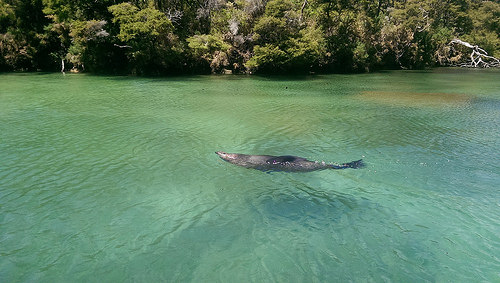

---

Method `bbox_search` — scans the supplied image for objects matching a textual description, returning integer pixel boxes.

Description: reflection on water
[1,69,500,282]
[357,91,471,107]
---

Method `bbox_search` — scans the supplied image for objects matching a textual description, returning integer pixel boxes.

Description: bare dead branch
[449,39,500,68]
[114,44,132,49]
[300,0,308,22]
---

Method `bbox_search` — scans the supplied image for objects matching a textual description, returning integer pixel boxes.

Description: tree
[109,2,182,75]
[67,20,115,72]
[1,0,499,73]
[246,0,325,73]
[186,33,230,73]
[0,0,15,70]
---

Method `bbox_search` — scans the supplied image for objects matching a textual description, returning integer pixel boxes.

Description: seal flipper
[347,159,365,169]
[330,159,365,169]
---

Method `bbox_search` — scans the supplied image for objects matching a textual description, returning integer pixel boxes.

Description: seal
[216,151,364,172]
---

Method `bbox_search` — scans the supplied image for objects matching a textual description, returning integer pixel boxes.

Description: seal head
[215,151,239,162]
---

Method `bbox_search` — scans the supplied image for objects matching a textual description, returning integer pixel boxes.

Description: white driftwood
[450,39,500,68]
[113,44,132,49]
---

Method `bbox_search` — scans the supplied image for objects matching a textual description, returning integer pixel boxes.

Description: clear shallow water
[1,69,499,282]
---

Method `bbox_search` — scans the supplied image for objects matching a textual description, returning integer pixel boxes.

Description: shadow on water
[149,166,442,282]
[249,178,359,225]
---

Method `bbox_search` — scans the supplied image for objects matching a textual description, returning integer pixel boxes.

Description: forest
[0,0,499,75]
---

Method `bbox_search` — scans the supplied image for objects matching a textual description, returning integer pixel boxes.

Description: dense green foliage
[0,0,498,74]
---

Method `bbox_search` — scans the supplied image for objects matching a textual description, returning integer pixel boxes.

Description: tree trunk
[300,0,308,22]
[376,0,383,16]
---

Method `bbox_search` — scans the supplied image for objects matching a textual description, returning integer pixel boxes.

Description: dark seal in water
[216,151,364,172]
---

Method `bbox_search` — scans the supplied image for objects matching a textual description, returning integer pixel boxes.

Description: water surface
[1,69,499,282]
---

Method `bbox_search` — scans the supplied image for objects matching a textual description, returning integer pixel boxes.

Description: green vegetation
[0,0,498,74]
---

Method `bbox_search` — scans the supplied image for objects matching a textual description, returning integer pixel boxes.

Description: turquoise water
[1,69,499,282]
